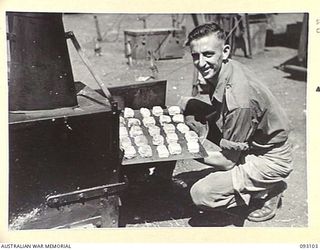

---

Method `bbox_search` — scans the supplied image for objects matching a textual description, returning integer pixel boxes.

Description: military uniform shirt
[209,59,290,150]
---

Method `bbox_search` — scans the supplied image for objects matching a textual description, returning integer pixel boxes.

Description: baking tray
[121,109,208,165]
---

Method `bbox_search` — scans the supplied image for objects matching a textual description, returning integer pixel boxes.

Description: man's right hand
[185,116,209,144]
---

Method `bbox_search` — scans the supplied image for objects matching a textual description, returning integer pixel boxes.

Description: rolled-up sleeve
[220,108,253,151]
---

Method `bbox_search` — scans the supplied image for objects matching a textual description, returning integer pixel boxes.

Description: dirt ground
[62,13,307,227]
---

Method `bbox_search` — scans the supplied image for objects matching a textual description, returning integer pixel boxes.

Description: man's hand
[185,115,208,143]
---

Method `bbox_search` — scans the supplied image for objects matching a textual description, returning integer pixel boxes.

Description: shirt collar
[212,59,232,103]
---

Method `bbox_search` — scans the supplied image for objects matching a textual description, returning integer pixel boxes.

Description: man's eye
[204,53,215,58]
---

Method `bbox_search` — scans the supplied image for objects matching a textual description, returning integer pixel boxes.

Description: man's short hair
[185,22,226,46]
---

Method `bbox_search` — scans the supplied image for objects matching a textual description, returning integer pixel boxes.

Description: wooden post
[298,13,308,66]
[191,14,200,27]
[244,14,253,58]
[94,15,103,42]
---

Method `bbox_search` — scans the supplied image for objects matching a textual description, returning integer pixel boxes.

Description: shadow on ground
[119,169,248,227]
[275,56,307,82]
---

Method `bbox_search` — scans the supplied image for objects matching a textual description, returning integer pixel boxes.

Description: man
[180,22,293,222]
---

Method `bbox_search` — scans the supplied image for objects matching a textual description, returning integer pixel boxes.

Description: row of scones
[120,106,200,159]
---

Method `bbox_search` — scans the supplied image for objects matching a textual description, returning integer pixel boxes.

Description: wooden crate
[124,28,186,60]
[245,14,268,55]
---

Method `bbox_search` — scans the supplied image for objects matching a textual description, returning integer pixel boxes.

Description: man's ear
[222,44,231,60]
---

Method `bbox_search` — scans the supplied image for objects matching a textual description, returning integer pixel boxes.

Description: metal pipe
[65,31,113,102]
[283,64,307,74]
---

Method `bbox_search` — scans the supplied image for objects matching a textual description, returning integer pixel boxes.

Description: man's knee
[190,181,230,209]
[189,172,235,209]
[190,181,212,207]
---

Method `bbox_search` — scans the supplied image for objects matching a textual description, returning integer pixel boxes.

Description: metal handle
[46,177,128,208]
[65,31,114,102]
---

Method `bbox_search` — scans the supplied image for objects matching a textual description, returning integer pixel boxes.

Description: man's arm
[201,149,241,171]
[199,107,254,171]
[182,98,217,124]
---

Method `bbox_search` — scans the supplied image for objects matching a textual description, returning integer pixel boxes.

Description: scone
[143,116,156,127]
[124,107,134,118]
[185,131,199,142]
[168,106,181,116]
[127,118,141,127]
[148,125,161,136]
[168,142,182,155]
[138,145,153,158]
[140,107,151,118]
[134,135,149,146]
[129,125,143,137]
[119,116,125,125]
[166,132,178,143]
[152,106,163,116]
[187,141,200,153]
[119,126,128,138]
[177,123,190,134]
[124,146,136,159]
[163,123,175,134]
[172,114,184,123]
[120,136,132,149]
[159,115,171,125]
[152,134,164,145]
[156,145,169,158]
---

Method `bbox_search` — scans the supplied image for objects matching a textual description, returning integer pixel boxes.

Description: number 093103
[300,244,319,248]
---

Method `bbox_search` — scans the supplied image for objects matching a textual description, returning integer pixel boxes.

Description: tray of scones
[120,106,208,165]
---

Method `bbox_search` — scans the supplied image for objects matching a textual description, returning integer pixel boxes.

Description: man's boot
[247,181,287,222]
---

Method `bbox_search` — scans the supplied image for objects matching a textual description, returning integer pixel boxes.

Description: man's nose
[198,54,206,67]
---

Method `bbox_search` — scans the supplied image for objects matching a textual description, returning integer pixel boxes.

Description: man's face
[190,33,229,80]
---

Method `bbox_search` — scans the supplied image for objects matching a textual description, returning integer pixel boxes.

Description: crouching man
[181,22,293,222]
